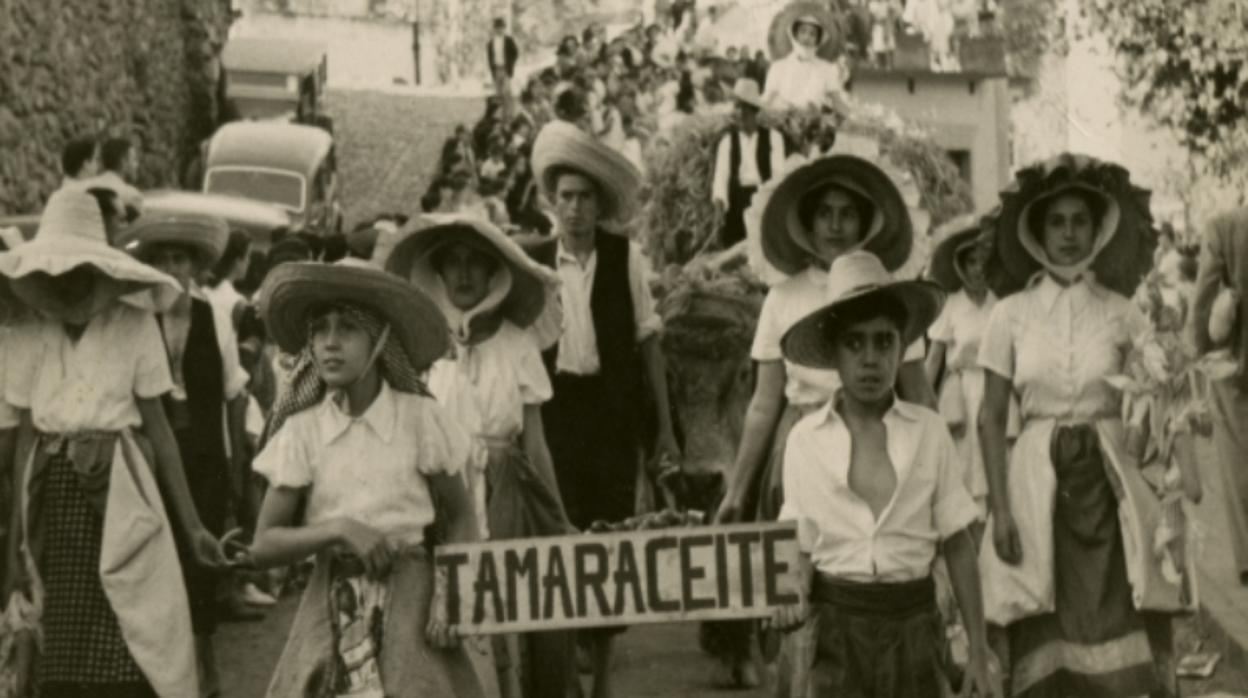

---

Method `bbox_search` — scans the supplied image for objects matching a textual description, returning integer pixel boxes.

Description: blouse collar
[317,381,397,446]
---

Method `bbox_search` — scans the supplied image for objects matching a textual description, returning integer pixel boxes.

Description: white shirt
[163,289,249,402]
[978,274,1148,421]
[491,36,507,69]
[752,268,925,405]
[780,396,977,581]
[711,128,786,207]
[204,281,247,323]
[6,304,174,433]
[762,55,847,111]
[928,289,998,372]
[253,383,472,547]
[553,237,663,376]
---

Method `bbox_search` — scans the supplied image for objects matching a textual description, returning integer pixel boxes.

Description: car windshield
[205,169,304,211]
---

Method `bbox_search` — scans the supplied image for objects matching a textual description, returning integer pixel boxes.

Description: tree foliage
[1085,0,1248,177]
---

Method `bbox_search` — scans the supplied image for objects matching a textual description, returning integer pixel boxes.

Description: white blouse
[0,328,19,429]
[752,267,924,406]
[428,321,552,444]
[928,289,997,371]
[253,383,471,546]
[978,274,1149,421]
[6,304,174,433]
[762,56,847,111]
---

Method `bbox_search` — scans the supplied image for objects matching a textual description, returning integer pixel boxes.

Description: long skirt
[266,549,483,698]
[485,445,575,698]
[1007,424,1161,697]
[36,451,149,689]
[1210,377,1248,581]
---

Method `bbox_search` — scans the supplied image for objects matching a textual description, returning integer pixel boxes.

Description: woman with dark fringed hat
[977,153,1185,697]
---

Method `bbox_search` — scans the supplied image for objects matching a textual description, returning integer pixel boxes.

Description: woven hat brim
[531,122,642,223]
[768,2,845,61]
[0,239,181,292]
[781,280,945,370]
[259,263,450,371]
[995,154,1156,297]
[383,216,558,329]
[118,220,229,269]
[760,155,913,276]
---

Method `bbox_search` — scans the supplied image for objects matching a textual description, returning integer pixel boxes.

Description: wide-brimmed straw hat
[927,207,1007,294]
[0,188,179,320]
[531,120,642,224]
[258,261,449,371]
[377,213,558,331]
[994,153,1155,296]
[748,151,917,284]
[731,78,764,109]
[768,2,844,61]
[117,209,229,270]
[781,250,945,369]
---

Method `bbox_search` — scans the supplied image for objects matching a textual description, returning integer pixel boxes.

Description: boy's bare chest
[846,421,898,520]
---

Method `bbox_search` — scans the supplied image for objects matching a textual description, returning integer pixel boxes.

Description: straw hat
[258,261,450,372]
[0,188,179,320]
[531,120,642,224]
[926,207,1007,294]
[768,2,844,61]
[731,78,764,109]
[378,213,558,332]
[781,251,945,369]
[747,152,917,283]
[994,153,1155,297]
[117,209,229,270]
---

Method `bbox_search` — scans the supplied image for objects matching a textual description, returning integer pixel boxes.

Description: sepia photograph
[0,0,1246,696]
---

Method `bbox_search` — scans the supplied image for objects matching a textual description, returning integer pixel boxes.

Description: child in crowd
[773,251,995,698]
[247,261,483,697]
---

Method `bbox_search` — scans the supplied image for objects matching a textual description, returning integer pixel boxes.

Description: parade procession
[3,0,1248,696]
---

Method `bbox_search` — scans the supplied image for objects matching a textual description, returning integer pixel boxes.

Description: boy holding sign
[774,251,995,697]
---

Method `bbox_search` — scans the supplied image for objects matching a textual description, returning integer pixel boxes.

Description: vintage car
[221,37,329,126]
[141,190,291,251]
[202,121,343,235]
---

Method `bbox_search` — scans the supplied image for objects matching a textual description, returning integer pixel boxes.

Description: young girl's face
[435,242,496,312]
[310,309,376,388]
[958,244,989,293]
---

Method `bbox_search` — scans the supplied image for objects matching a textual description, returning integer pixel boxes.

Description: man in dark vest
[711,78,786,248]
[529,121,681,698]
[119,212,252,698]
[486,17,520,97]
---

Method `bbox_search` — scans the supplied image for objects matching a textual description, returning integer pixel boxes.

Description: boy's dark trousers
[809,574,950,698]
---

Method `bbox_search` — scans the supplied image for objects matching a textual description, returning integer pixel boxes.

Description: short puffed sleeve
[0,330,18,429]
[415,399,473,478]
[978,298,1016,380]
[750,287,785,362]
[252,414,315,489]
[928,299,955,343]
[132,311,175,399]
[513,328,553,405]
[5,320,39,410]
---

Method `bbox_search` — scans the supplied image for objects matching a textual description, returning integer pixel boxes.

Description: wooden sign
[433,522,801,635]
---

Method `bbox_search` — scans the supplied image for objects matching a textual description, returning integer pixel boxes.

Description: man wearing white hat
[529,121,681,698]
[711,78,787,249]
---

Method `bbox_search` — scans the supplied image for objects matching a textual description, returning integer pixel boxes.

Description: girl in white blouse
[248,261,483,698]
[924,213,1018,523]
[978,155,1183,697]
[380,214,575,698]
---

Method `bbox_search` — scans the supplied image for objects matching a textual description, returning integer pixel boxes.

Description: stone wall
[0,0,234,214]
